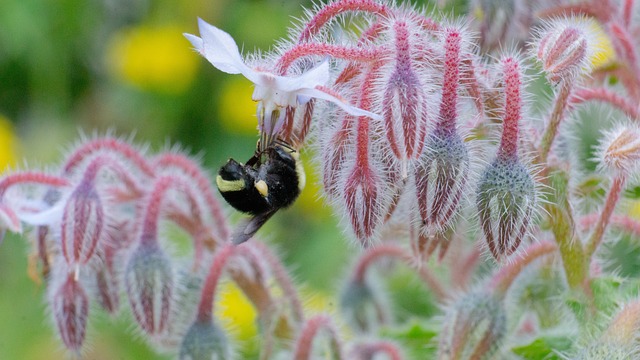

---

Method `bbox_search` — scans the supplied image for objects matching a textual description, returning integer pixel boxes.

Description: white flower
[184,18,381,137]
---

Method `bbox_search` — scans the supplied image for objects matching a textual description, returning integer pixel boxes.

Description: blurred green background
[0,0,456,358]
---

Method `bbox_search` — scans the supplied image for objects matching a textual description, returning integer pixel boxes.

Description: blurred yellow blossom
[588,21,616,69]
[219,77,259,134]
[0,115,18,172]
[107,25,199,94]
[215,281,258,341]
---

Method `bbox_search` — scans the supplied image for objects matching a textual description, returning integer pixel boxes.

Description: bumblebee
[216,142,305,244]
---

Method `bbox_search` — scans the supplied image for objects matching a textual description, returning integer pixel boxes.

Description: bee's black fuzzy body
[216,143,305,243]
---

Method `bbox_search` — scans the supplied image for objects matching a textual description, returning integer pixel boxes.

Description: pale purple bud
[125,239,174,336]
[179,319,231,360]
[340,279,389,333]
[438,290,506,359]
[60,180,105,268]
[51,272,89,352]
[382,20,428,172]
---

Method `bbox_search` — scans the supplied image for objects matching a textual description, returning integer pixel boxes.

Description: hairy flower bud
[477,157,535,260]
[415,27,470,235]
[477,56,536,260]
[381,20,429,175]
[51,272,90,352]
[61,180,105,269]
[344,163,384,244]
[596,123,640,175]
[534,18,591,83]
[340,279,389,333]
[438,290,506,359]
[125,238,174,336]
[179,319,231,360]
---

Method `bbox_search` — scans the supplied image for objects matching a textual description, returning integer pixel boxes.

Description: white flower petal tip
[186,18,249,75]
[0,204,22,234]
[299,87,383,121]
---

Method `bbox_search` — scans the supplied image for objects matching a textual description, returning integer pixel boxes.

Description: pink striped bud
[415,27,470,236]
[125,239,174,336]
[344,163,384,244]
[51,272,89,352]
[382,20,429,175]
[534,19,590,83]
[61,180,105,269]
[476,56,536,260]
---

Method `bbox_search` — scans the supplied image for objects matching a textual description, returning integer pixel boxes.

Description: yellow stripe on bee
[216,175,246,192]
[255,180,269,197]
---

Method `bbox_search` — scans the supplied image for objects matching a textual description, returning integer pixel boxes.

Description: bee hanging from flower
[185,18,380,243]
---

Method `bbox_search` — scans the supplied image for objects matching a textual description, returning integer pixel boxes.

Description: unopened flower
[438,290,506,359]
[596,123,640,175]
[50,272,90,352]
[184,18,380,143]
[415,27,470,235]
[125,239,174,336]
[533,17,595,83]
[179,319,231,360]
[476,56,537,260]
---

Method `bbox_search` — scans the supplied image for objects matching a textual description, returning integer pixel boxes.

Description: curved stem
[489,241,557,296]
[570,87,640,120]
[197,244,235,322]
[0,172,69,197]
[63,137,154,177]
[585,174,626,258]
[293,315,344,360]
[539,80,572,166]
[276,43,383,75]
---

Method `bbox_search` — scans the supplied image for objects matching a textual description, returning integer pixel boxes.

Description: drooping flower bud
[415,27,470,236]
[437,290,507,359]
[381,20,429,176]
[476,56,536,260]
[596,123,640,175]
[125,238,174,336]
[534,18,591,83]
[61,180,105,270]
[340,279,389,333]
[179,319,231,360]
[51,272,90,352]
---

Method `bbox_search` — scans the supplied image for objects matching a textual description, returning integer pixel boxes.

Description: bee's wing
[231,210,277,244]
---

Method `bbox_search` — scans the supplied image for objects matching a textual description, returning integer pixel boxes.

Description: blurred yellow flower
[588,21,616,69]
[215,281,258,341]
[218,77,259,134]
[107,25,199,94]
[0,115,18,172]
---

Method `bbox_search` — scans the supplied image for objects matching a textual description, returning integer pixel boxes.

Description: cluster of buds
[0,136,305,355]
[185,0,539,259]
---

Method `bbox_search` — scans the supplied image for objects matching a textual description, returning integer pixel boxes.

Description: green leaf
[512,336,573,359]
[381,321,438,359]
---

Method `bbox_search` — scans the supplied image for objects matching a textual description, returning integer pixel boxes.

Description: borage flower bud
[61,180,105,271]
[50,272,90,352]
[415,27,470,236]
[476,56,536,260]
[437,290,506,359]
[179,320,231,360]
[125,238,174,336]
[534,18,591,83]
[596,123,640,175]
[381,20,429,177]
[340,279,389,333]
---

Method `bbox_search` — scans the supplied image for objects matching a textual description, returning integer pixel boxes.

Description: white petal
[193,18,248,75]
[0,204,21,233]
[297,87,382,121]
[17,201,65,226]
[274,61,331,92]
